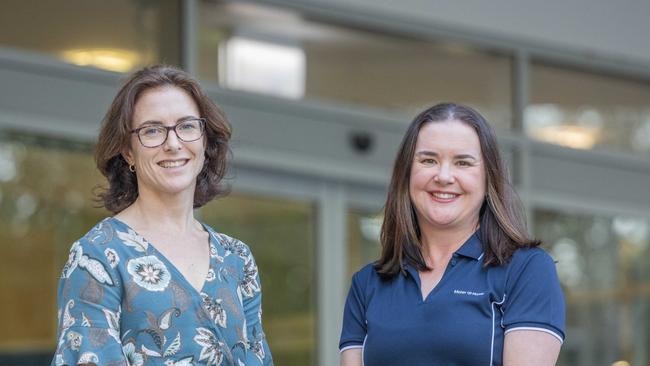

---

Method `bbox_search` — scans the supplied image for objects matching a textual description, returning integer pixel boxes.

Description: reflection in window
[526,104,602,150]
[0,0,181,72]
[199,194,316,365]
[61,48,142,73]
[220,36,305,99]
[199,1,513,128]
[347,210,382,278]
[535,209,650,366]
[0,136,105,363]
[527,63,650,156]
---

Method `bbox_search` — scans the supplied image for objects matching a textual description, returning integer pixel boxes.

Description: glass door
[200,193,317,365]
[346,209,382,279]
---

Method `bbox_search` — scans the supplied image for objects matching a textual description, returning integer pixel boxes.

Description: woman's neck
[419,224,478,266]
[116,191,199,234]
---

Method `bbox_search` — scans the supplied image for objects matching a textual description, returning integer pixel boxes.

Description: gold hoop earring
[129,164,135,173]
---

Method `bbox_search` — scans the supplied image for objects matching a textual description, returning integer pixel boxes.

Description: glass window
[534,208,650,366]
[347,210,382,278]
[527,63,650,157]
[0,136,105,364]
[200,194,317,365]
[0,0,181,72]
[198,1,513,129]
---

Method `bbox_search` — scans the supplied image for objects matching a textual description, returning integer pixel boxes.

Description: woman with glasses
[52,65,273,365]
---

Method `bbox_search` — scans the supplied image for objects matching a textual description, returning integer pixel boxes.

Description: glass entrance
[200,194,317,365]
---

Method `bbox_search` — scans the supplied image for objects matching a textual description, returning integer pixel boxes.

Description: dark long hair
[94,65,232,213]
[375,103,540,278]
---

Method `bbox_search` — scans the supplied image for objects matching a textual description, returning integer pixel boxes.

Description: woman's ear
[121,148,133,166]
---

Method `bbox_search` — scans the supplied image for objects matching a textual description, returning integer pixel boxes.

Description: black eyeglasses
[131,118,206,148]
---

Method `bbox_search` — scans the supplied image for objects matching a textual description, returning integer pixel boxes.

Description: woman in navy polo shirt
[340,103,565,366]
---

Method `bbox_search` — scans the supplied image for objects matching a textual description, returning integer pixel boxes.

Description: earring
[129,164,135,173]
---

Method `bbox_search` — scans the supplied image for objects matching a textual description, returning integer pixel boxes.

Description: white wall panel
[281,0,650,66]
[530,142,650,217]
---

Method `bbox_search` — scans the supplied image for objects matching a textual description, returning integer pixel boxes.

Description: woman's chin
[140,180,197,198]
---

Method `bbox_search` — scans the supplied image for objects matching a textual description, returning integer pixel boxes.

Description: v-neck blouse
[52,217,273,366]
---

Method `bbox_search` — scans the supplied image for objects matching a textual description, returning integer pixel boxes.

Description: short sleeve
[339,267,370,352]
[51,239,127,366]
[501,249,566,343]
[241,250,274,365]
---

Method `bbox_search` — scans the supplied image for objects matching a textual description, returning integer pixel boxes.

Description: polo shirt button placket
[450,254,458,266]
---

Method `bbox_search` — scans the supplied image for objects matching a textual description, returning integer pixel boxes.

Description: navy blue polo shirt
[339,231,565,366]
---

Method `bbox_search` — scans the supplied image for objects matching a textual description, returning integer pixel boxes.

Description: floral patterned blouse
[52,217,273,366]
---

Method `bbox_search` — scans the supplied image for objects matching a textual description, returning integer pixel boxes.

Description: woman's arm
[240,248,273,365]
[501,250,566,366]
[340,348,362,366]
[503,330,562,366]
[339,267,371,366]
[52,239,128,366]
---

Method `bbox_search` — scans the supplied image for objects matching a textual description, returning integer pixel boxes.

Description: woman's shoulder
[65,217,151,269]
[66,218,122,257]
[355,262,378,277]
[80,217,154,255]
[504,246,558,280]
[201,223,256,261]
[60,218,122,284]
[510,246,555,266]
[350,262,383,288]
[76,217,118,245]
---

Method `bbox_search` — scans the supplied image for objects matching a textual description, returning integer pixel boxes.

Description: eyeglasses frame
[130,118,206,148]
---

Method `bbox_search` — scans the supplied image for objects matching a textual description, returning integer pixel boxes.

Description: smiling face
[123,86,205,201]
[409,119,486,234]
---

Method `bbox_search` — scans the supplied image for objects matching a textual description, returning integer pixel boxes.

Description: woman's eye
[456,160,471,166]
[178,122,196,131]
[142,127,163,136]
[421,158,436,164]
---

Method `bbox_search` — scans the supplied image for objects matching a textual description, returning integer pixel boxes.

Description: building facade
[1,0,649,365]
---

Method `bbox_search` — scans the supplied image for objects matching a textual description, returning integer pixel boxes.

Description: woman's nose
[163,129,183,150]
[434,163,454,184]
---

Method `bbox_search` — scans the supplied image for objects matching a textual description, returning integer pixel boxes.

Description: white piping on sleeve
[339,345,363,353]
[338,335,367,364]
[505,327,564,344]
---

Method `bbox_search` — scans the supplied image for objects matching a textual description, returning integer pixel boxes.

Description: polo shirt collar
[455,229,484,261]
[402,229,484,275]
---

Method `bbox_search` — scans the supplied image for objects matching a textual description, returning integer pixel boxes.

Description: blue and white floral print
[123,342,145,366]
[61,240,114,285]
[201,293,227,328]
[51,217,273,365]
[194,327,229,365]
[127,255,172,292]
[61,241,82,278]
[105,247,120,268]
[78,351,99,364]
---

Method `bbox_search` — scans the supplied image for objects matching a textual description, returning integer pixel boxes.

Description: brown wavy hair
[94,65,232,213]
[375,103,540,278]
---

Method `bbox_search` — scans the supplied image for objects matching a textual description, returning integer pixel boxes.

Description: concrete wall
[278,0,650,66]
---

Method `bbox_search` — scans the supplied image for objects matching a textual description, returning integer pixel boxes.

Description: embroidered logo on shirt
[453,289,485,296]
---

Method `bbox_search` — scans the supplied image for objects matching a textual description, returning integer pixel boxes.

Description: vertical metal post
[181,0,198,75]
[317,182,347,366]
[512,49,534,226]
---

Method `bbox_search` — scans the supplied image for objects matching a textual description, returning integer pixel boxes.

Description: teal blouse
[52,217,273,366]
